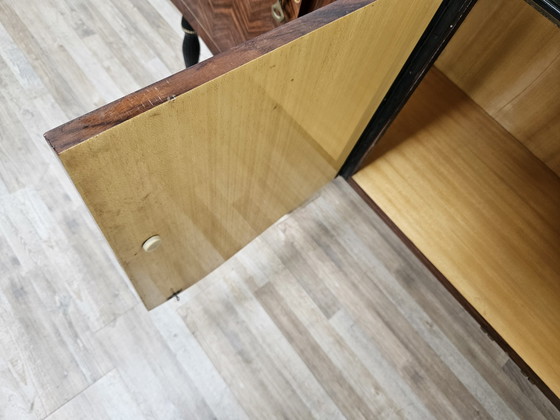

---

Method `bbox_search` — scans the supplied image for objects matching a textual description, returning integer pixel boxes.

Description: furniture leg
[181,17,200,67]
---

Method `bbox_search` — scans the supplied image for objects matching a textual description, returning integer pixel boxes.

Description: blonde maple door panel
[45,0,442,308]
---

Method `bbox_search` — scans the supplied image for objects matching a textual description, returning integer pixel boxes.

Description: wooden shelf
[353,69,560,397]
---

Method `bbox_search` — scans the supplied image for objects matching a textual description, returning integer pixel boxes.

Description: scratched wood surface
[436,0,560,176]
[48,0,443,309]
[354,68,560,400]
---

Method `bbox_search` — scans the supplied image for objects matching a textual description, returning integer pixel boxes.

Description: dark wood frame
[338,0,478,178]
[526,0,560,24]
[170,0,304,55]
[339,0,558,179]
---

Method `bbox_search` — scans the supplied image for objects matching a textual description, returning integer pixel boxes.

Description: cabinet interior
[354,0,560,397]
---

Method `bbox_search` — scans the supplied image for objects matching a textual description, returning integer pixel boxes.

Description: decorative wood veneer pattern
[170,0,334,55]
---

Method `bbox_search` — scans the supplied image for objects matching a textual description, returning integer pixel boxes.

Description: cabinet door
[45,0,442,309]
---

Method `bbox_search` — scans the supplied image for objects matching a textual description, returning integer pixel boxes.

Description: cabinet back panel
[435,0,560,176]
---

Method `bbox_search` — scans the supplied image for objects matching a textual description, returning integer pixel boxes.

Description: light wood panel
[436,0,560,176]
[353,69,560,398]
[53,0,442,309]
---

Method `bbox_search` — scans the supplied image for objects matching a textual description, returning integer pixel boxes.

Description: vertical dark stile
[338,0,477,178]
[524,0,560,24]
[339,0,558,178]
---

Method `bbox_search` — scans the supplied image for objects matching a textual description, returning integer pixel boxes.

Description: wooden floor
[354,69,560,399]
[0,0,558,418]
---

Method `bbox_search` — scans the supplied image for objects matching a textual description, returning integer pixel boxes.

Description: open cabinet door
[44,0,442,309]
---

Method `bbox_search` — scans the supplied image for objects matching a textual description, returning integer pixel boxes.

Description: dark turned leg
[181,17,200,68]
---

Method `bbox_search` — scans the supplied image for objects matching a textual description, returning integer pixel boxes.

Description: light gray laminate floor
[0,0,558,418]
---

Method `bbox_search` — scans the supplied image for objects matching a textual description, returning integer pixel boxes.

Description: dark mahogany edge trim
[525,0,560,25]
[44,0,373,154]
[338,0,478,178]
[346,178,560,410]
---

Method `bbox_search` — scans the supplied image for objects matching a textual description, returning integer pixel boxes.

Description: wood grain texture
[338,0,478,178]
[169,178,559,419]
[50,0,442,309]
[348,178,560,408]
[436,0,560,176]
[170,0,328,55]
[353,69,560,399]
[170,0,277,54]
[45,0,369,154]
[2,0,558,413]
